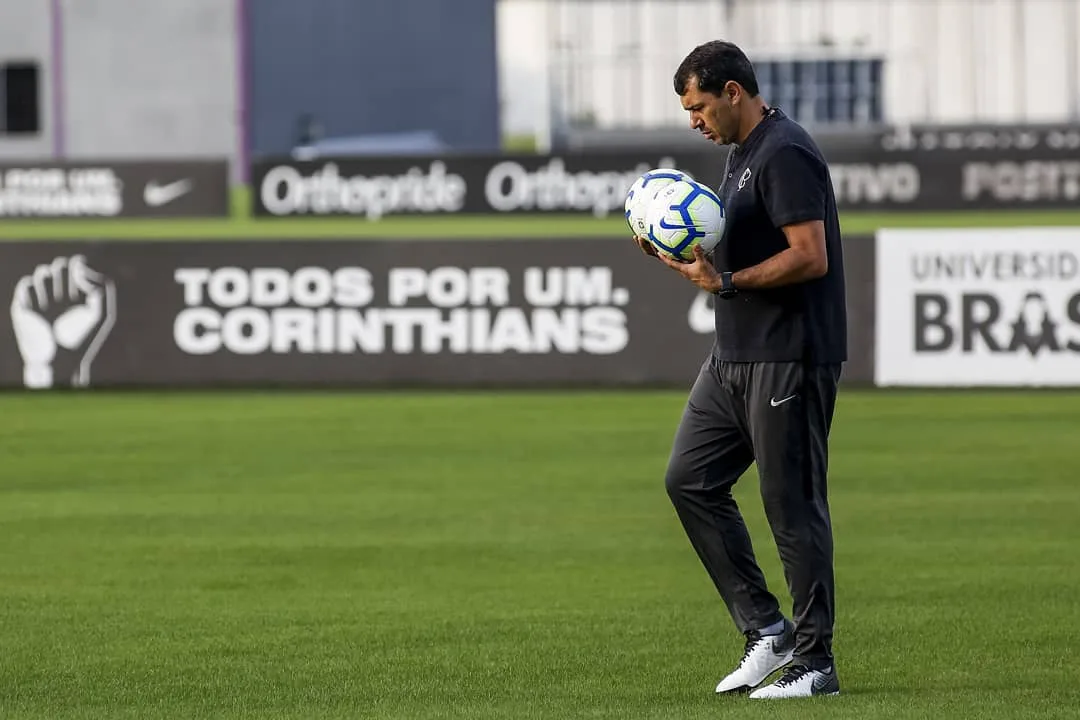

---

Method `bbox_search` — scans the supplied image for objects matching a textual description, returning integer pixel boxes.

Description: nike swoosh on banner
[144,179,194,207]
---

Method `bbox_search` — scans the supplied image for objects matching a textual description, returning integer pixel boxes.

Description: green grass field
[1,390,1078,719]
[3,186,1080,240]
[2,191,1078,718]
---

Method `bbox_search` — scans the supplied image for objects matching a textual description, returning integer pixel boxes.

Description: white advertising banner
[876,227,1080,387]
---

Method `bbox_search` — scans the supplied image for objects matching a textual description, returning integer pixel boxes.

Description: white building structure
[497,0,1080,146]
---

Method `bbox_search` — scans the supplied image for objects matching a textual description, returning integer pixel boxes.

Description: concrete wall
[0,2,53,160]
[59,0,238,163]
[3,0,501,179]
[247,0,500,157]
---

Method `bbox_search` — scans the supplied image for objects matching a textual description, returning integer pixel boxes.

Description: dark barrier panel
[0,236,874,390]
[841,122,1080,154]
[253,144,1080,217]
[250,150,727,219]
[822,146,1080,211]
[843,235,876,384]
[0,160,230,218]
[562,121,1080,156]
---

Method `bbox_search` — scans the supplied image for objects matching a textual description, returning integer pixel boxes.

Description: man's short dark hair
[674,40,760,97]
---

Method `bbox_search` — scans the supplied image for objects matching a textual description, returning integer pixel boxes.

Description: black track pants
[665,355,841,670]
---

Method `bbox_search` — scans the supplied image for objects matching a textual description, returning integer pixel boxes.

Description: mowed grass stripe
[0,390,1078,718]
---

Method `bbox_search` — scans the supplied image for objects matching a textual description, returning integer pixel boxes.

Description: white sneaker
[748,663,840,699]
[714,620,795,694]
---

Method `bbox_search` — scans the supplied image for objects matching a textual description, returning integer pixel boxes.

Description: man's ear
[723,80,739,106]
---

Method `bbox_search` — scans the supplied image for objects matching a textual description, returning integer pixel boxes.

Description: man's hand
[632,234,659,258]
[656,244,722,293]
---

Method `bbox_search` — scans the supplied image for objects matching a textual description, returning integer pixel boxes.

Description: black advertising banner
[0,238,704,389]
[0,237,874,390]
[253,143,1080,217]
[835,122,1080,154]
[0,160,230,218]
[826,145,1080,211]
[249,151,725,219]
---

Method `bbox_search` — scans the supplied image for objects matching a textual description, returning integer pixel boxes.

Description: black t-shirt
[711,108,847,364]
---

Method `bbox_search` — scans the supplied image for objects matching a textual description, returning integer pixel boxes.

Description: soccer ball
[624,168,695,237]
[644,180,726,262]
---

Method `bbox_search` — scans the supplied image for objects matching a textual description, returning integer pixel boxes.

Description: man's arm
[734,144,830,289]
[730,219,828,289]
[657,144,831,293]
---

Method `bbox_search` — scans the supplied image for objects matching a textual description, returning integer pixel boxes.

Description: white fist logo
[10,255,116,389]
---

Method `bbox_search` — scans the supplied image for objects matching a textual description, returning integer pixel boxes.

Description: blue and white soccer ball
[644,179,726,262]
[624,168,695,237]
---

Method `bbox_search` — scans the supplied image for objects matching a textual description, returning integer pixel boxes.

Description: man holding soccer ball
[635,40,847,699]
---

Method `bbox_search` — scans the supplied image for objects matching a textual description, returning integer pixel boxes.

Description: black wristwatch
[715,271,738,299]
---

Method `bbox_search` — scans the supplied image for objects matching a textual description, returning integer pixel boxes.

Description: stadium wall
[58,0,239,164]
[2,227,1078,390]
[0,235,877,390]
[0,2,53,160]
